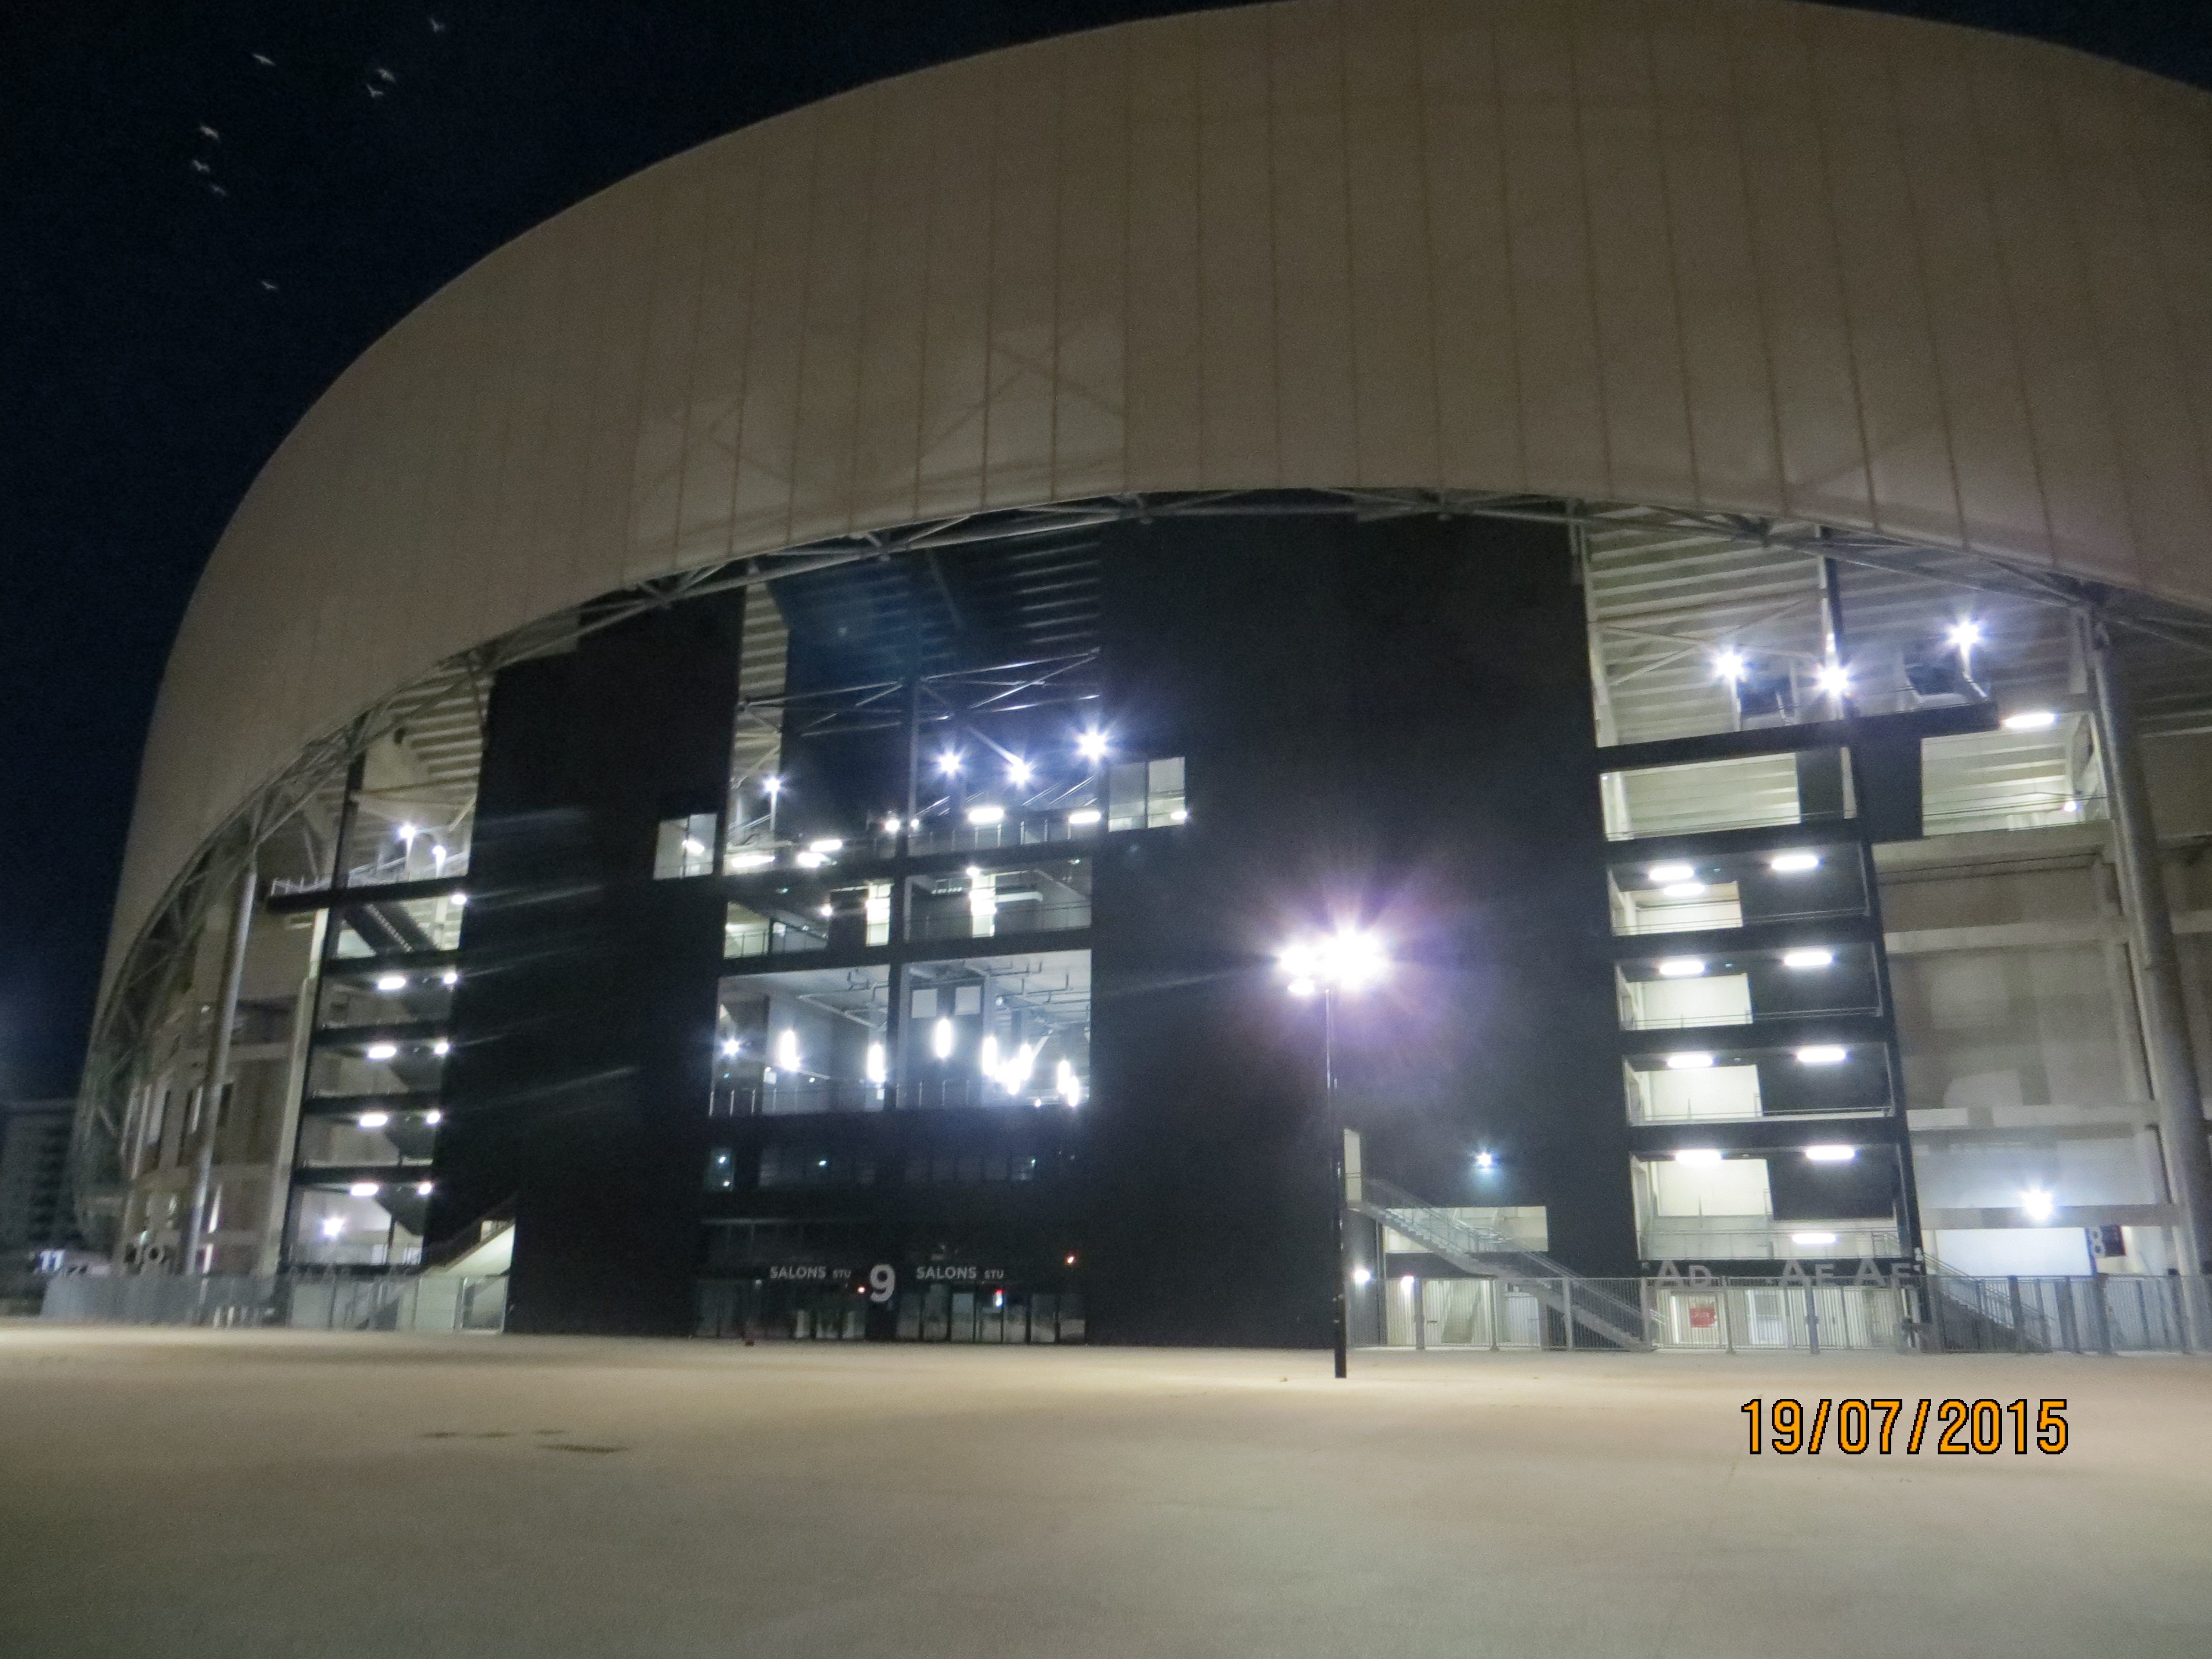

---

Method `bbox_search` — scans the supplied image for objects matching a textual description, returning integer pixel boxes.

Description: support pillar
[2084,611,2212,1275]
[177,855,257,1276]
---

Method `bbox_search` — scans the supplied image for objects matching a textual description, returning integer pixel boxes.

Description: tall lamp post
[1280,928,1388,1379]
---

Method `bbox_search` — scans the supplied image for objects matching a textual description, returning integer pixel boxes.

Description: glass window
[758,1144,875,1188]
[655,813,720,878]
[1107,756,1187,831]
[906,861,1091,943]
[899,950,1089,1111]
[713,966,891,1117]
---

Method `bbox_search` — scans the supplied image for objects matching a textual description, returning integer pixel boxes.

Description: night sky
[3,0,2208,1101]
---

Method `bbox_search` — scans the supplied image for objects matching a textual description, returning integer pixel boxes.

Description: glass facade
[82,498,2212,1339]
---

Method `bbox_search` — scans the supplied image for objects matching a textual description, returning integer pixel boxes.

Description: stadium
[69,0,2212,1348]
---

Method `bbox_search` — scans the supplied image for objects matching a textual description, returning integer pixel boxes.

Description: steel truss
[72,487,2212,1244]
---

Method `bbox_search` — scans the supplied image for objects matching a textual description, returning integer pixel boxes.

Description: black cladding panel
[435,597,746,1337]
[1084,512,1629,1346]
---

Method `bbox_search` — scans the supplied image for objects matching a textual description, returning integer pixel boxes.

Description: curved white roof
[110,0,2212,987]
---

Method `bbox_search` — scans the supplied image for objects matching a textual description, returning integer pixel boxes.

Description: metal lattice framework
[72,487,2212,1244]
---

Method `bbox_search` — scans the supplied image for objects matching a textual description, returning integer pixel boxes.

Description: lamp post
[1281,928,1387,1379]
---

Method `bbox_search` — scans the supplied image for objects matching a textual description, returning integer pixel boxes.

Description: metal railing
[40,1272,508,1333]
[1636,1223,1903,1261]
[708,1077,1084,1117]
[905,816,1104,856]
[1376,1274,2212,1355]
[906,899,1091,943]
[1354,1173,1650,1349]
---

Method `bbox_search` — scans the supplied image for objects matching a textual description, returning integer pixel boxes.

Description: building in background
[66,0,2212,1344]
[2,1099,77,1299]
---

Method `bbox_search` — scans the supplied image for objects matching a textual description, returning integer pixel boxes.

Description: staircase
[1351,1172,1650,1350]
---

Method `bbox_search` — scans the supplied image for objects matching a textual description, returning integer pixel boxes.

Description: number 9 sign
[868,1264,898,1304]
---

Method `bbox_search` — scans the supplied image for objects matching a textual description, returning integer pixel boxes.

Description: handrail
[1353,1173,1649,1349]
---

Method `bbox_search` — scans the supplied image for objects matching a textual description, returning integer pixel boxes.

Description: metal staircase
[1351,1171,1651,1350]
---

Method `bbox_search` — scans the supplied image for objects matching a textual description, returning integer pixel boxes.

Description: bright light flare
[1665,1052,1715,1070]
[1277,928,1389,993]
[1674,1148,1723,1166]
[1814,661,1851,697]
[1803,1145,1856,1162]
[1076,729,1110,763]
[2002,709,2058,731]
[1948,619,1984,650]
[1713,649,1747,682]
[1781,948,1835,969]
[1768,851,1820,874]
[1656,958,1707,978]
[2022,1188,2056,1223]
[1796,1045,1848,1065]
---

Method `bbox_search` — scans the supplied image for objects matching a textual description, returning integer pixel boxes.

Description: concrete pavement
[1,1326,2206,1657]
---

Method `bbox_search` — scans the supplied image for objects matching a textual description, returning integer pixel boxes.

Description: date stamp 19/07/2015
[1741,1398,2070,1455]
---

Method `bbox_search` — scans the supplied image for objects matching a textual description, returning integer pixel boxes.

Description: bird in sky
[197,123,221,142]
[188,158,211,175]
[259,279,279,293]
[365,82,386,98]
[372,65,397,84]
[251,51,275,68]
[429,15,448,33]
[208,183,228,198]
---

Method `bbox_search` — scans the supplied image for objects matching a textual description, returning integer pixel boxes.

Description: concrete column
[2083,612,2212,1275]
[176,855,257,1276]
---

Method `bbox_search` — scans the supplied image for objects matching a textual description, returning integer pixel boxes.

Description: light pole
[1281,928,1387,1379]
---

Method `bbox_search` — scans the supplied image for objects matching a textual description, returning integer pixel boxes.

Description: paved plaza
[1,1325,2208,1657]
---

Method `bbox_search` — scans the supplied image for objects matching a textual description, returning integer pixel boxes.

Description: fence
[39,1272,507,1334]
[1381,1274,2212,1355]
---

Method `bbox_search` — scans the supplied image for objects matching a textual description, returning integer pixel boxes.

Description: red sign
[1688,1306,1717,1328]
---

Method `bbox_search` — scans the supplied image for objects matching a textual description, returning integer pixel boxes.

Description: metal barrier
[39,1272,508,1333]
[1379,1275,2212,1355]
